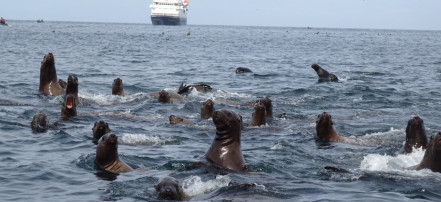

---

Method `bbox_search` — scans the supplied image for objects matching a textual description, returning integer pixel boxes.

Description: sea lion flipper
[177,83,192,95]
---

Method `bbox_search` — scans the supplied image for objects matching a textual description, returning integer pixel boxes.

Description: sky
[1,0,441,30]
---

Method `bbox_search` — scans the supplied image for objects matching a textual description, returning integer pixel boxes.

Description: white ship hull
[150,0,188,26]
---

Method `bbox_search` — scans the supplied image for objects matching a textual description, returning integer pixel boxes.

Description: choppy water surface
[1,21,441,201]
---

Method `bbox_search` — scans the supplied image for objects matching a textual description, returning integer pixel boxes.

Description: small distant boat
[1,17,8,26]
[37,19,44,23]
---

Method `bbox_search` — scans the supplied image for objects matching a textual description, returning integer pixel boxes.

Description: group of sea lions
[31,52,441,200]
[309,64,439,172]
[316,112,440,172]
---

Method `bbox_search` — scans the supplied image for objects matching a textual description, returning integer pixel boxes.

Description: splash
[360,147,424,172]
[119,133,175,146]
[271,143,284,150]
[182,175,231,196]
[78,91,151,105]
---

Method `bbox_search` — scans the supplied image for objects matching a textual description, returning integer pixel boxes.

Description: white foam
[360,147,424,173]
[182,175,231,196]
[119,133,174,146]
[79,91,151,105]
[271,143,284,150]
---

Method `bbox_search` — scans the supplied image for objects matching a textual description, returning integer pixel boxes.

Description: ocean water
[1,21,441,201]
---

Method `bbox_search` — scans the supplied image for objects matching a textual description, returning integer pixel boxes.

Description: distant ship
[149,0,188,25]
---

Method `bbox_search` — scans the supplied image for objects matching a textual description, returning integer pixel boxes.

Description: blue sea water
[1,21,441,201]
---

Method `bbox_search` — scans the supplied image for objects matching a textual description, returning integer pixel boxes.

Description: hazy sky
[1,0,440,30]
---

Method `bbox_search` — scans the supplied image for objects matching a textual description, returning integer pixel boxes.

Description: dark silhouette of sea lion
[205,110,247,172]
[155,176,190,201]
[311,64,338,82]
[61,94,77,118]
[92,120,111,144]
[316,112,344,142]
[201,99,214,119]
[66,75,81,105]
[31,111,49,133]
[169,115,192,125]
[416,132,441,173]
[112,78,125,96]
[58,79,67,89]
[39,53,65,95]
[250,102,266,127]
[400,116,428,154]
[96,133,133,173]
[177,82,212,95]
[235,67,252,74]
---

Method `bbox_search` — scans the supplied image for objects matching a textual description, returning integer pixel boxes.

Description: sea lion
[235,67,252,74]
[66,75,81,105]
[311,64,338,82]
[259,97,273,119]
[96,133,133,173]
[416,132,441,172]
[177,82,212,95]
[169,115,192,125]
[399,116,428,154]
[112,78,125,96]
[205,110,247,172]
[316,112,344,142]
[201,99,214,119]
[39,53,65,96]
[155,176,190,201]
[61,94,77,118]
[58,79,67,89]
[250,102,266,127]
[31,111,49,133]
[92,120,111,144]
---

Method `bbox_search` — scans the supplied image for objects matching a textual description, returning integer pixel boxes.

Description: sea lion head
[250,102,266,126]
[92,120,111,143]
[316,112,334,140]
[417,132,441,172]
[58,79,67,89]
[212,110,242,146]
[96,133,119,168]
[311,64,321,71]
[169,115,184,125]
[260,97,273,118]
[66,75,78,95]
[61,94,77,118]
[311,64,331,79]
[404,116,428,153]
[158,90,171,103]
[235,67,252,74]
[31,111,49,133]
[39,53,57,91]
[155,176,186,201]
[201,99,214,119]
[112,78,125,96]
